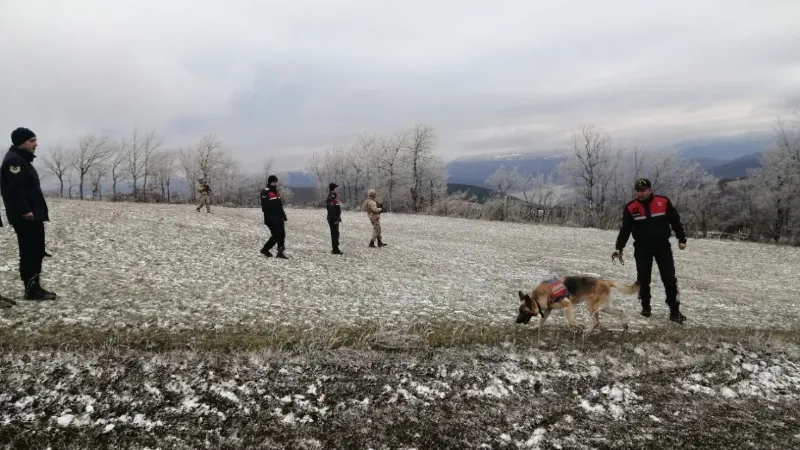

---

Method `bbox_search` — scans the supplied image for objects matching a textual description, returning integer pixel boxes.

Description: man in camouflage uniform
[196,178,212,213]
[364,188,386,248]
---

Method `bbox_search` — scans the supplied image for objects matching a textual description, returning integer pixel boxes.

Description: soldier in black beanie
[1,127,57,300]
[326,182,343,254]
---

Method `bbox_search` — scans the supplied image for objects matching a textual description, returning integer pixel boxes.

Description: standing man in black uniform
[0,128,57,300]
[614,178,686,323]
[326,183,343,255]
[260,175,288,259]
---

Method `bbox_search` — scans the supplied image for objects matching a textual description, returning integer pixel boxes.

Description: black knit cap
[268,175,278,184]
[634,178,652,189]
[11,127,36,146]
[329,182,338,191]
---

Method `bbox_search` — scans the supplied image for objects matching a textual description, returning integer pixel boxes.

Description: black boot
[37,286,57,299]
[23,282,56,301]
[276,246,288,259]
[369,240,376,248]
[669,305,686,324]
[640,304,651,317]
[377,238,386,247]
[332,248,343,255]
[260,245,273,257]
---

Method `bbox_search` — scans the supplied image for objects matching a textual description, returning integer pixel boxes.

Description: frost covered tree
[70,134,111,200]
[42,145,71,197]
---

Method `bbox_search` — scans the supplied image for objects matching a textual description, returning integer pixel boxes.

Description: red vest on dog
[544,277,569,304]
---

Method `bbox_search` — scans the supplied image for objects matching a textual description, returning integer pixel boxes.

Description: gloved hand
[612,250,624,265]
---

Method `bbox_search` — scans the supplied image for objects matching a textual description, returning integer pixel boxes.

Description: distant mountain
[688,157,730,172]
[709,153,763,180]
[445,153,568,187]
[447,183,498,202]
[284,171,317,188]
[676,135,772,160]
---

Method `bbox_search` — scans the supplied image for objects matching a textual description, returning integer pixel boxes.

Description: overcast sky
[1,0,798,170]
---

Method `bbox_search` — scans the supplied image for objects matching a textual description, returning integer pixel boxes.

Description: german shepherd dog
[516,276,639,336]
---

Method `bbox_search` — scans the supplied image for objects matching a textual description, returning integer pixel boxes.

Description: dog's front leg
[564,301,579,328]
[532,310,551,330]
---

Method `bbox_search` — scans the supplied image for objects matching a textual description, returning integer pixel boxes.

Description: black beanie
[11,127,36,146]
[329,182,338,191]
[268,175,278,184]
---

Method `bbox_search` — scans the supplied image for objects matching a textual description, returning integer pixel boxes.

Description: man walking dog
[614,178,686,323]
[1,127,57,300]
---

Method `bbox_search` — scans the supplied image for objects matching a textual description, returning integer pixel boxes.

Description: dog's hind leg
[601,302,629,331]
[583,305,601,337]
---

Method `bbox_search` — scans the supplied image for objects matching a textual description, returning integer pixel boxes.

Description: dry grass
[3,319,799,354]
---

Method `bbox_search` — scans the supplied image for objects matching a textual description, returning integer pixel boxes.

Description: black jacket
[616,194,686,250]
[326,192,341,223]
[260,186,287,224]
[0,146,49,226]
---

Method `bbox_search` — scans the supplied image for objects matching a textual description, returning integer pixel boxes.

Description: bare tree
[42,145,71,197]
[108,140,127,201]
[194,134,226,182]
[140,130,164,201]
[152,150,179,202]
[70,135,111,199]
[262,157,275,186]
[374,129,407,212]
[404,123,436,212]
[486,166,523,220]
[558,125,615,222]
[178,148,200,202]
[89,163,108,200]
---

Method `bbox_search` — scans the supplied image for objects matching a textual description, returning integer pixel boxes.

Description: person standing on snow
[0,127,57,300]
[614,178,686,323]
[326,182,343,255]
[196,178,212,213]
[363,188,386,248]
[260,175,288,259]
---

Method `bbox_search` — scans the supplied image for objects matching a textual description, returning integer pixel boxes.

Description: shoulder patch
[9,165,21,174]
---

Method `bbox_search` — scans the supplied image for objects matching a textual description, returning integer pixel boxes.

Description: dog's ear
[518,290,526,301]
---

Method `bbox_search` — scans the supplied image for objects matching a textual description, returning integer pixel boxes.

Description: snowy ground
[1,199,799,448]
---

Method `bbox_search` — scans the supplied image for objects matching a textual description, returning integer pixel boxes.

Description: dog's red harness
[544,277,569,304]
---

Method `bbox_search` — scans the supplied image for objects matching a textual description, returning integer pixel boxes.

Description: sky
[1,0,798,171]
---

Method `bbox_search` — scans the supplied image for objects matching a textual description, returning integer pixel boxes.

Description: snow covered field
[2,199,799,333]
[2,199,799,449]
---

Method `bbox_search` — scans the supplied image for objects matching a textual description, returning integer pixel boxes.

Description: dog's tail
[607,280,640,295]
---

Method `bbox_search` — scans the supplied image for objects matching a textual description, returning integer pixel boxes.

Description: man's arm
[367,200,382,214]
[3,163,33,218]
[615,206,634,251]
[666,199,687,244]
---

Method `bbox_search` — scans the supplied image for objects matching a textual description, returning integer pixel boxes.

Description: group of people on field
[2,126,687,324]
[196,175,386,259]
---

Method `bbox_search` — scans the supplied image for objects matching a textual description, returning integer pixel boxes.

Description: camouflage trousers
[196,194,210,212]
[370,219,382,240]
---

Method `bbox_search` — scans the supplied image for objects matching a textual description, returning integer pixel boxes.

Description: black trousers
[634,241,679,308]
[12,221,46,291]
[263,221,285,252]
[328,221,340,250]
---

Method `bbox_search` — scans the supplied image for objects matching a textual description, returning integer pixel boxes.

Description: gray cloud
[1,0,798,170]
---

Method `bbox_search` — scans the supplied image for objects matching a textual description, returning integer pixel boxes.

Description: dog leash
[612,252,625,265]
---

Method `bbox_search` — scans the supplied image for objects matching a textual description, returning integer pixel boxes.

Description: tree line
[35,113,799,245]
